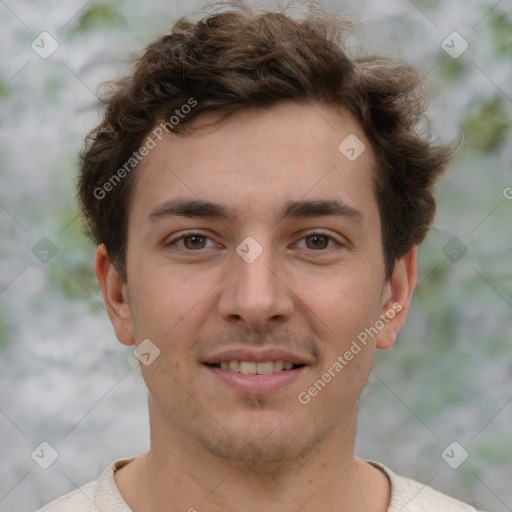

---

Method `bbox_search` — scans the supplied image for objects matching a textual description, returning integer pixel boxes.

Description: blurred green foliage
[46,209,102,313]
[461,95,511,153]
[411,0,442,10]
[489,11,512,58]
[437,53,468,82]
[0,73,13,99]
[68,2,126,37]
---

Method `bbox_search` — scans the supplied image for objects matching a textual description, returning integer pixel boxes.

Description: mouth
[201,347,312,393]
[203,359,308,394]
[204,360,306,374]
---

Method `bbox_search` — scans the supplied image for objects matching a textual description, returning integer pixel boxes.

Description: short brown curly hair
[78,0,454,281]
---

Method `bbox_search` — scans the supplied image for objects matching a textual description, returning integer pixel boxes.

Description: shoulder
[36,459,134,512]
[369,461,484,512]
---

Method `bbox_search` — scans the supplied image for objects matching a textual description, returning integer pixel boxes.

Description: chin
[195,410,325,466]
[201,433,320,466]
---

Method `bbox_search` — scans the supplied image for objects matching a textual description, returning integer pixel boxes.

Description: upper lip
[202,346,313,365]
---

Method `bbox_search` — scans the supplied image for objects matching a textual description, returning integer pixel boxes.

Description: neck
[115,404,390,512]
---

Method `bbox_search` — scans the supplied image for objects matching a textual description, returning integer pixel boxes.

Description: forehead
[129,101,377,226]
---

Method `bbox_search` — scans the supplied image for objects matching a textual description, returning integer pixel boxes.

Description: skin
[96,101,417,512]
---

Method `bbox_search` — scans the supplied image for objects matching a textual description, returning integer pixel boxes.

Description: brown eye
[166,232,218,252]
[182,235,207,249]
[305,234,330,250]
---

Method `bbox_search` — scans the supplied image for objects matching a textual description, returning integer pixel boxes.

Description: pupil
[186,235,204,249]
[308,235,328,249]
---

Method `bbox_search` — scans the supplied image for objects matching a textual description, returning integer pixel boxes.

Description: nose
[217,240,295,331]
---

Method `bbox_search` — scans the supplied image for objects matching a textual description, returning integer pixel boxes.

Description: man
[39,1,482,510]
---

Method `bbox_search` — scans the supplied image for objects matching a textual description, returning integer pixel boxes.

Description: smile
[206,360,304,374]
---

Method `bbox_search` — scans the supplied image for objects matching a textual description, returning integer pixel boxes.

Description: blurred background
[0,0,510,510]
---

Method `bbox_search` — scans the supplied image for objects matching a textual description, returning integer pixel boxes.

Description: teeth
[273,360,284,371]
[256,361,274,375]
[214,360,299,374]
[228,360,239,372]
[239,361,257,374]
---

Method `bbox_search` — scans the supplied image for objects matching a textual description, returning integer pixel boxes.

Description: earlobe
[376,246,417,350]
[95,244,135,346]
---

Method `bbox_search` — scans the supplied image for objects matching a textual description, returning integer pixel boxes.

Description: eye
[296,231,340,251]
[167,232,216,251]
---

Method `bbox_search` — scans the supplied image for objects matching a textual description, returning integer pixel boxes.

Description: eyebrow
[148,198,364,223]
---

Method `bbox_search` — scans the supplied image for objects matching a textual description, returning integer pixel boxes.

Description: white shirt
[37,458,482,511]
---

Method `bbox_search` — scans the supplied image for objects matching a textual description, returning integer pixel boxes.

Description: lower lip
[203,365,307,394]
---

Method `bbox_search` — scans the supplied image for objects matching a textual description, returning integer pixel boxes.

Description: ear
[95,244,135,346]
[376,245,417,350]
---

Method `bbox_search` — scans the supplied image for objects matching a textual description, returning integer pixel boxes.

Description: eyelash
[166,230,341,252]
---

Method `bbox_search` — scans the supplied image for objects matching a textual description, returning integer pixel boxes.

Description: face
[97,101,415,465]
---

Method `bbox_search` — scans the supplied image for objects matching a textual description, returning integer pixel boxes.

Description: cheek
[307,269,382,332]
[303,270,382,392]
[129,263,211,337]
